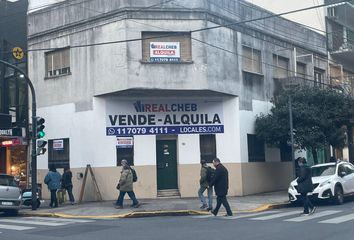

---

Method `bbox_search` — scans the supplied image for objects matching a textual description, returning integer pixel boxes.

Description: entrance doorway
[156,138,179,197]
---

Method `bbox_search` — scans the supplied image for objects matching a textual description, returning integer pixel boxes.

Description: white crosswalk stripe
[222,210,281,220]
[0,218,69,226]
[284,210,342,222]
[319,213,354,224]
[250,210,300,220]
[25,217,95,223]
[0,224,35,231]
[0,217,96,231]
[191,209,354,225]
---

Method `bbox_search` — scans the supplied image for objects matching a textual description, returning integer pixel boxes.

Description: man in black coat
[210,158,233,216]
[297,157,316,215]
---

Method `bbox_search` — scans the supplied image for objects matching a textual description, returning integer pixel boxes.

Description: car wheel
[333,186,344,205]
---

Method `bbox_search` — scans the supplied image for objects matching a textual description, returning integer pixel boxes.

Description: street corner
[123,209,210,218]
[238,202,292,214]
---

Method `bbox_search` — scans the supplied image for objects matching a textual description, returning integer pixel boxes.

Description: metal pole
[0,60,38,210]
[289,96,296,178]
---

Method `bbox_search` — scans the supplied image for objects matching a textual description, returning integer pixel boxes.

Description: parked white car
[0,174,22,215]
[288,161,354,205]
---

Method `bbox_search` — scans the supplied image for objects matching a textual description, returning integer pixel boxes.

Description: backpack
[131,168,138,182]
[206,166,215,184]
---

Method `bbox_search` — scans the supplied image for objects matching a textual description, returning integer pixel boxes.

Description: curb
[19,202,291,219]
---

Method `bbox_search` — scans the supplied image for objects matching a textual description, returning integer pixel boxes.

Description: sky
[28,0,326,32]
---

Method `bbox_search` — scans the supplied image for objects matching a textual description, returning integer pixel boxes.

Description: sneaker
[309,207,317,215]
[132,203,140,208]
[211,210,217,216]
[200,204,208,209]
[223,214,233,217]
[115,205,123,209]
[206,207,212,211]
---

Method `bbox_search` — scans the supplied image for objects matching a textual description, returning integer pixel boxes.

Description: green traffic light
[38,131,45,138]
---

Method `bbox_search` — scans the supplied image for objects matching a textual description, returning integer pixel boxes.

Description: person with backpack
[44,165,62,208]
[115,159,140,209]
[198,159,213,211]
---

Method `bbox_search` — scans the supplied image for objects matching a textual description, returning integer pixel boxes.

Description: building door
[156,140,178,190]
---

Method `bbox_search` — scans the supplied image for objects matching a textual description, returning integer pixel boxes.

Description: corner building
[28,0,330,200]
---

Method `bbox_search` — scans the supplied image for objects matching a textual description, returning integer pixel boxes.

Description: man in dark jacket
[297,157,316,215]
[62,167,75,205]
[210,158,232,216]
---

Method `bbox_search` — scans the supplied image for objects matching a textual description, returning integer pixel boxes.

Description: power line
[23,0,354,84]
[190,0,350,34]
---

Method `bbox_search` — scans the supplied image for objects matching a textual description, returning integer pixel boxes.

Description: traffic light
[37,140,47,155]
[36,117,47,155]
[36,117,45,139]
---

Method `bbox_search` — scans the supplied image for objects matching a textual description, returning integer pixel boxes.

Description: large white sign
[149,42,180,62]
[106,99,224,136]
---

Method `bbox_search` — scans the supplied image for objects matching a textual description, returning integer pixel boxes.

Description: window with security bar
[242,46,262,74]
[45,48,71,77]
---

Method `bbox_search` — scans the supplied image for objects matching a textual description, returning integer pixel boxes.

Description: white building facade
[27,0,329,200]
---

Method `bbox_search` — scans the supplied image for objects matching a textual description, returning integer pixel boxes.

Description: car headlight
[319,180,331,188]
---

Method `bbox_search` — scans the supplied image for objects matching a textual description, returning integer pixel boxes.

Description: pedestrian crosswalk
[192,209,354,224]
[0,217,95,231]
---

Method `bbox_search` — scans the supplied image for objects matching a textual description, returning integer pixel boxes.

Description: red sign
[1,138,20,147]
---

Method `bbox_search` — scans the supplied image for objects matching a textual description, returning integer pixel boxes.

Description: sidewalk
[20,191,290,219]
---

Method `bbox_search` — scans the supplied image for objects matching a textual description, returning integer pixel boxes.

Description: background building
[325,0,354,163]
[28,0,332,200]
[0,0,29,188]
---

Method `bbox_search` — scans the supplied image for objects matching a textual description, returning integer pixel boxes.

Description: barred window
[48,138,70,169]
[200,134,216,163]
[45,48,70,77]
[273,55,289,79]
[247,134,265,162]
[242,46,262,74]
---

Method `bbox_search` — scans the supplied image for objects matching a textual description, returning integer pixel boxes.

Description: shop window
[200,134,216,163]
[141,32,192,63]
[247,134,265,162]
[273,55,289,79]
[48,138,70,169]
[45,48,71,77]
[242,46,262,74]
[116,137,134,166]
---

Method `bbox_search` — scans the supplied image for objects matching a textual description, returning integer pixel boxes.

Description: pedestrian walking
[210,158,232,216]
[198,159,213,211]
[62,167,75,205]
[44,165,62,208]
[115,159,140,209]
[297,157,316,215]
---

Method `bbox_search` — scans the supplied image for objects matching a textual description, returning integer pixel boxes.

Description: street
[1,200,354,240]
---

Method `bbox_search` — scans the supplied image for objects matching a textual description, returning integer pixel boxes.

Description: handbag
[116,183,120,190]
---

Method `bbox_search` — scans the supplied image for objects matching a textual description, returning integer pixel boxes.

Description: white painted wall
[37,96,242,169]
[239,100,276,163]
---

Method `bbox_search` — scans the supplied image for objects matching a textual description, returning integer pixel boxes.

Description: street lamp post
[0,60,38,210]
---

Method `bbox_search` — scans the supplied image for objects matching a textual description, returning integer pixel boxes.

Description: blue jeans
[198,186,213,208]
[116,191,139,206]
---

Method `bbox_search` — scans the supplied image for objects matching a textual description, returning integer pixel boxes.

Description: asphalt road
[1,200,354,240]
